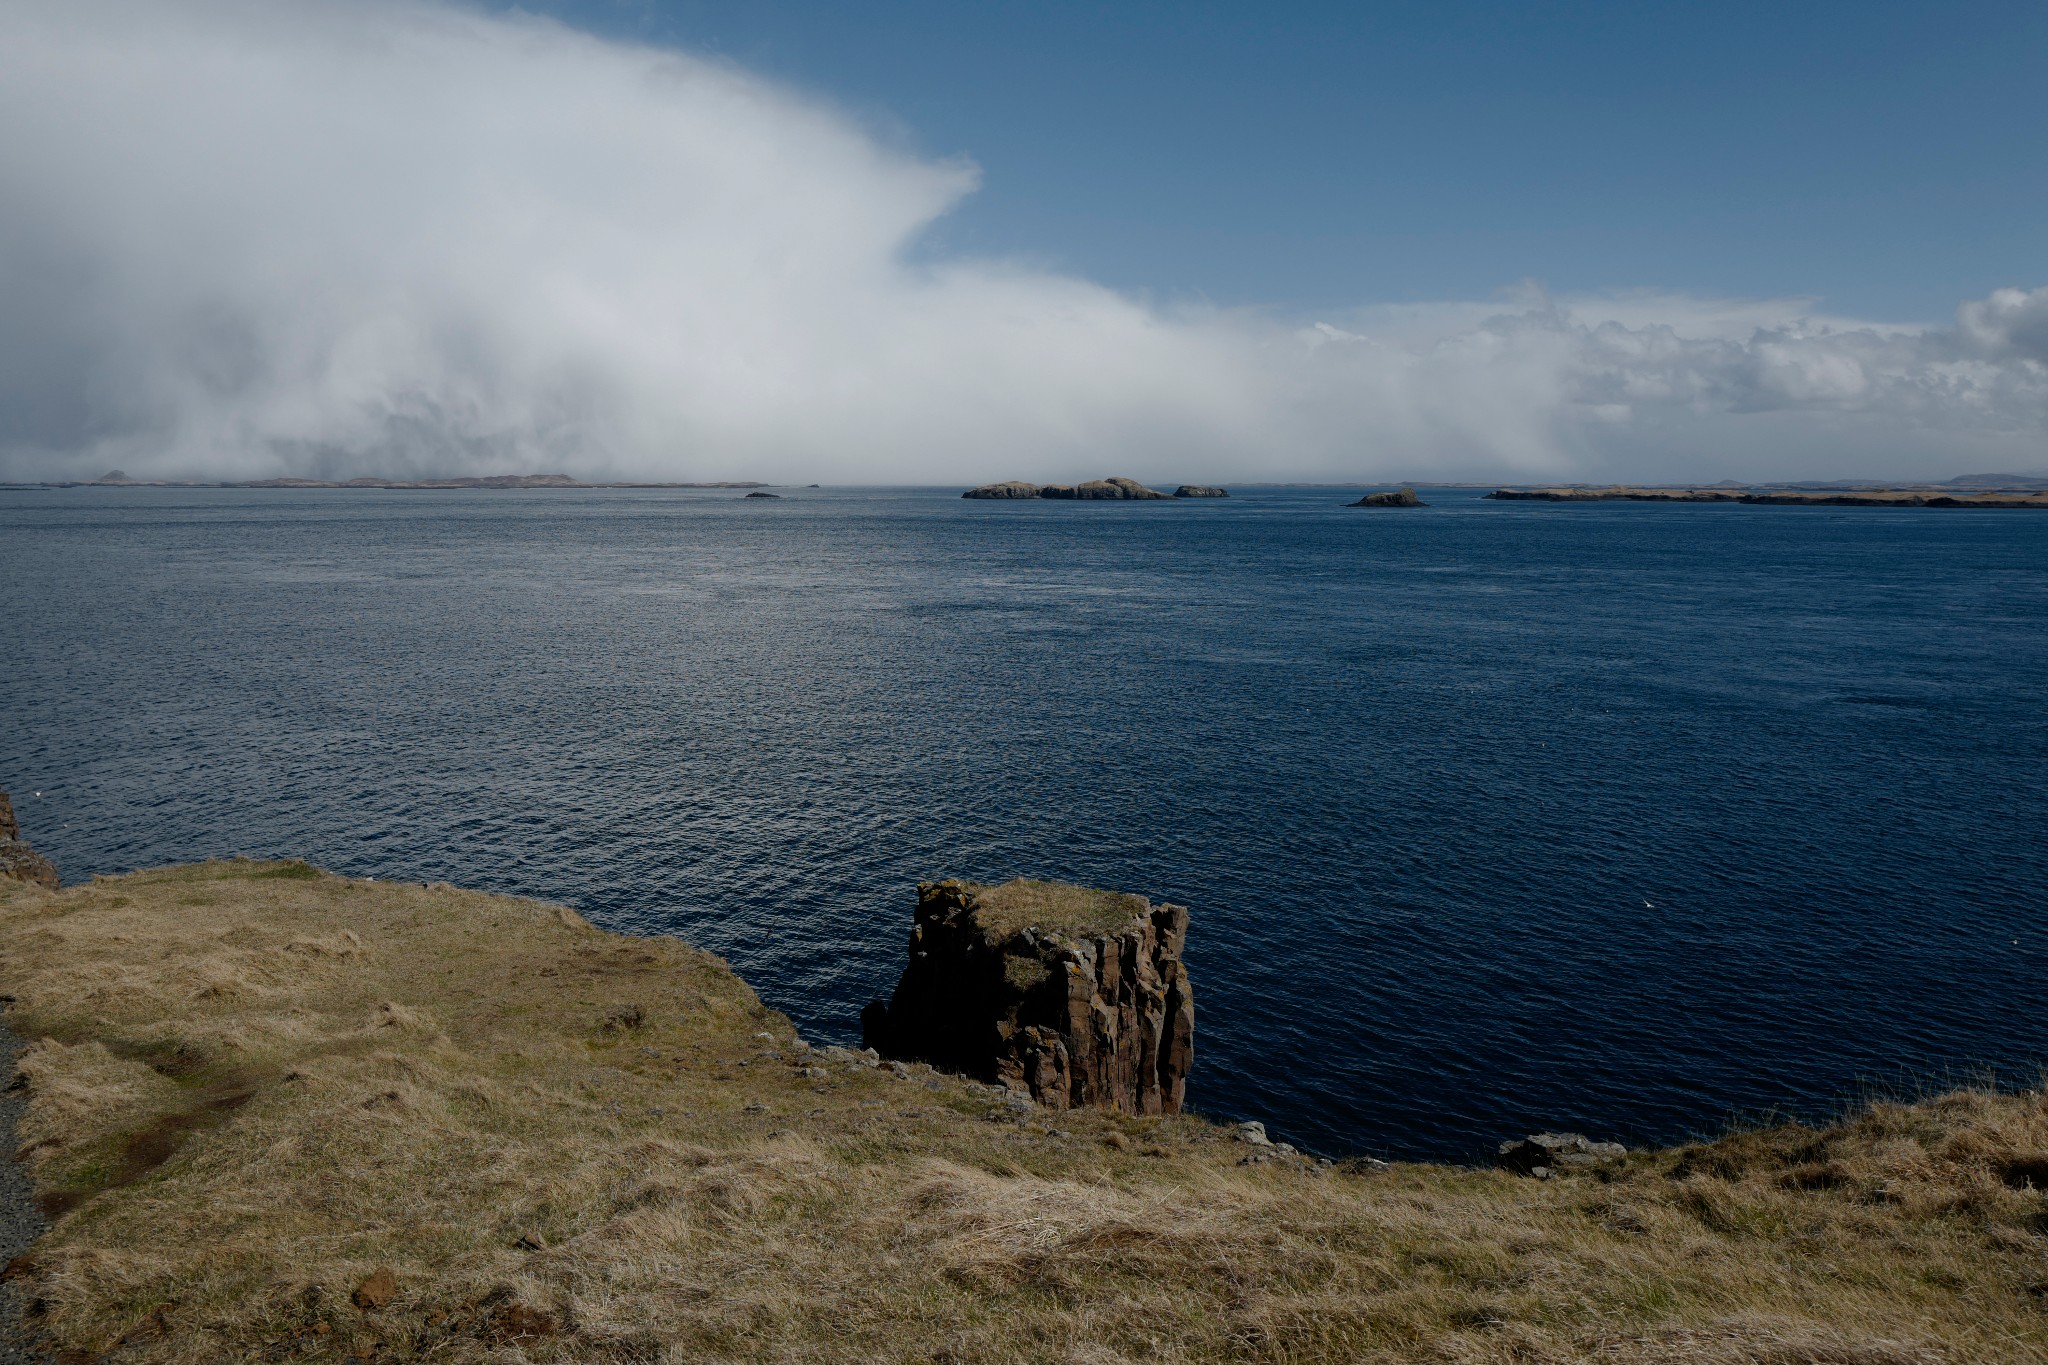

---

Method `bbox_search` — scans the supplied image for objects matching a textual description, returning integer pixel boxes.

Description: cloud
[1,0,2044,485]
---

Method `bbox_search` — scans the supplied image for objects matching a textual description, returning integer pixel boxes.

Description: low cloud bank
[2,0,2043,485]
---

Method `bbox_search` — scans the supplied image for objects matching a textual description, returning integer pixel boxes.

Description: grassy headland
[4,862,2047,1362]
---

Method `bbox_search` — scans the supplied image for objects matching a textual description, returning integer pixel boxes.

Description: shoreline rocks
[1497,1132,1627,1178]
[0,793,56,891]
[862,878,1194,1114]
[1173,485,1229,498]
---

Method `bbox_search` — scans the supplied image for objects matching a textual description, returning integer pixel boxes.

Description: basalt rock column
[862,879,1194,1114]
[0,790,58,890]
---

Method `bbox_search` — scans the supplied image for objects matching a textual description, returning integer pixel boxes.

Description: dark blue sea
[3,484,2044,1160]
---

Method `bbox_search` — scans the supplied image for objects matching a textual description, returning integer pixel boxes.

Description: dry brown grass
[4,862,2047,1363]
[966,879,1152,941]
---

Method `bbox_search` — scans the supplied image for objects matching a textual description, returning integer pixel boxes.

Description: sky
[0,0,2044,485]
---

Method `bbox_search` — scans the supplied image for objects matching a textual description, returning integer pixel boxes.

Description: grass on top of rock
[964,877,1155,941]
[5,862,2048,1363]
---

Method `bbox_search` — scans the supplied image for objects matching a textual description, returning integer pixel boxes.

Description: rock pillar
[863,879,1193,1114]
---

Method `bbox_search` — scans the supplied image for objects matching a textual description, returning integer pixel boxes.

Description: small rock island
[962,477,1173,500]
[862,878,1194,1114]
[1350,486,1427,507]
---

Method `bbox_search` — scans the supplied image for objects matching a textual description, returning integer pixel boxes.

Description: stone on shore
[862,878,1194,1114]
[1173,485,1230,498]
[1497,1132,1628,1178]
[1350,486,1427,507]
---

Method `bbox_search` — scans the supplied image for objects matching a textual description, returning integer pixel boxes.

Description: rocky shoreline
[6,810,2048,1358]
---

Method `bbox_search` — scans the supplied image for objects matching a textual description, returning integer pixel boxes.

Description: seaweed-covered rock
[863,879,1193,1113]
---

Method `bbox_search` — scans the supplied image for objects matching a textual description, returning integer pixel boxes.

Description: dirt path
[0,1021,48,1365]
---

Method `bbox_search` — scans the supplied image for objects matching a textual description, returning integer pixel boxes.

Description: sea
[2,484,2043,1161]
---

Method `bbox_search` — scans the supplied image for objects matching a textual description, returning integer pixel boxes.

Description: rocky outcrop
[0,792,57,890]
[962,477,1172,501]
[743,491,782,499]
[862,878,1193,1114]
[1073,480,1171,501]
[1173,485,1229,498]
[1350,486,1427,507]
[1497,1132,1627,1178]
[962,481,1045,499]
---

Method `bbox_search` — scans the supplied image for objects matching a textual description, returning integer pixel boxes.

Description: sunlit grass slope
[3,862,2046,1363]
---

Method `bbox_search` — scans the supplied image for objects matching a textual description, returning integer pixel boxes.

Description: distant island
[13,471,772,491]
[1350,486,1426,507]
[962,477,1227,500]
[1488,484,2048,508]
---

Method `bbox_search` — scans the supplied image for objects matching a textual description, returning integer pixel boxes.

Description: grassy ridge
[3,863,2046,1362]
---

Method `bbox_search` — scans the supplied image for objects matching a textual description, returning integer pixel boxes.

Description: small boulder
[1173,485,1229,498]
[1235,1121,1272,1146]
[1349,486,1427,507]
[1497,1132,1627,1178]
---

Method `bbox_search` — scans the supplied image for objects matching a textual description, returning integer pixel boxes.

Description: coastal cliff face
[863,878,1193,1114]
[0,791,57,890]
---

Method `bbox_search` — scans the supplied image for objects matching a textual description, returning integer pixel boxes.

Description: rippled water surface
[3,485,2044,1158]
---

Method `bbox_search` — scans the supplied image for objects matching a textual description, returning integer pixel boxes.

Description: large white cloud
[1,0,2044,484]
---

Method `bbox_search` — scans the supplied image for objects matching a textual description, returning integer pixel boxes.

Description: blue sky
[530,0,2048,322]
[2,0,2044,483]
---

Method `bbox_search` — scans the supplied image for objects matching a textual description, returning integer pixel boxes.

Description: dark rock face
[1066,477,1171,500]
[1350,486,1427,507]
[0,792,57,890]
[962,481,1044,499]
[863,879,1194,1114]
[743,491,782,499]
[1497,1132,1627,1178]
[1173,485,1229,498]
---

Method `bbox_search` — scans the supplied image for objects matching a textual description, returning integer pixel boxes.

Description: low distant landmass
[12,471,771,490]
[1488,483,2048,508]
